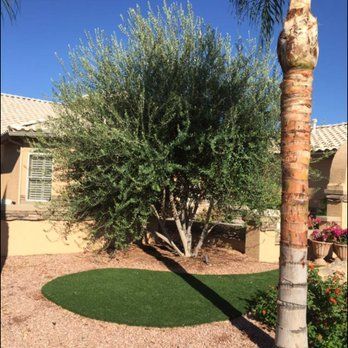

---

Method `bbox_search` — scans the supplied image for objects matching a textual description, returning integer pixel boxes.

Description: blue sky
[1,0,347,125]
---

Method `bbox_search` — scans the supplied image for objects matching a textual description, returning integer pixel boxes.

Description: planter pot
[310,239,333,265]
[333,243,347,261]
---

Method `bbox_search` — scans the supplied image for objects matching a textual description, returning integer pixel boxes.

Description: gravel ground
[1,245,277,348]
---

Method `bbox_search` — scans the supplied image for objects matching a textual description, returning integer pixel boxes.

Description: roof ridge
[315,122,347,128]
[1,93,53,103]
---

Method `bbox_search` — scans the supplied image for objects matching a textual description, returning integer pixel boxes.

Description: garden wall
[159,216,281,263]
[1,208,281,264]
[0,210,89,257]
[1,220,87,257]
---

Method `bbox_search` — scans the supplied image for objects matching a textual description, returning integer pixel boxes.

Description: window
[27,154,53,202]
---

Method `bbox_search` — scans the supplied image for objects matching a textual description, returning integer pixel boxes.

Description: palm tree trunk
[276,0,318,347]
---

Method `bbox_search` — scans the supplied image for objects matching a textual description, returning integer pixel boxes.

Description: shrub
[248,267,347,347]
[38,1,281,255]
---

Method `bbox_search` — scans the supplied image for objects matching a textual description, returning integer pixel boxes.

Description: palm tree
[1,0,20,22]
[230,0,318,347]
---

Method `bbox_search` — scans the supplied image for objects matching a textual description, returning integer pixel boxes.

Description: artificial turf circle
[42,268,278,327]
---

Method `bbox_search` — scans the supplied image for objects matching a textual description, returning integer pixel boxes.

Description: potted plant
[310,228,334,265]
[333,226,347,261]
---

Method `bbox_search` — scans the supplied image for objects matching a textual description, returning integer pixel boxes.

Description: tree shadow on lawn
[138,244,274,348]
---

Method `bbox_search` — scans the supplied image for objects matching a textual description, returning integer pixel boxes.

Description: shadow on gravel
[1,217,9,273]
[139,244,274,348]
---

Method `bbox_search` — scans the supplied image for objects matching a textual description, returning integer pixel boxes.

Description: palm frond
[230,0,286,45]
[1,0,20,22]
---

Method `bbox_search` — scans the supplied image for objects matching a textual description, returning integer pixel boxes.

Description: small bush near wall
[248,267,347,348]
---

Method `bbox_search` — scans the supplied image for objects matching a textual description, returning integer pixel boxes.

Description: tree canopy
[39,2,281,255]
[1,0,20,22]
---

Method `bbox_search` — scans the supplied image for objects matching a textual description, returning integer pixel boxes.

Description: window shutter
[27,154,53,201]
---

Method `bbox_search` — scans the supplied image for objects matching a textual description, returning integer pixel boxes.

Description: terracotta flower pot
[333,243,347,261]
[310,239,332,265]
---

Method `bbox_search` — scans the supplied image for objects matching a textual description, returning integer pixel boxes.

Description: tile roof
[1,93,56,135]
[7,120,46,134]
[1,93,347,152]
[311,122,347,152]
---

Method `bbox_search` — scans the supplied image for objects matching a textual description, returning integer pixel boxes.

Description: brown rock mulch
[1,245,277,348]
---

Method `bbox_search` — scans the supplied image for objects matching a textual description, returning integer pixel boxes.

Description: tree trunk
[193,201,214,256]
[276,0,318,347]
[169,193,191,256]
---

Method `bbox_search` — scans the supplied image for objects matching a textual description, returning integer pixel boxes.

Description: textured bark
[276,0,318,347]
[169,193,191,256]
[150,204,184,256]
[193,201,214,257]
[151,196,214,257]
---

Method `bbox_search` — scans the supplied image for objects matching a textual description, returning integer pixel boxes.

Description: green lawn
[42,267,278,327]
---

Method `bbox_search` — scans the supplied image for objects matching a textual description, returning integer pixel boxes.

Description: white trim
[26,151,53,202]
[17,147,22,204]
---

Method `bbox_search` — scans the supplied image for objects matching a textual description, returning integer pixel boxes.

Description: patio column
[325,141,347,228]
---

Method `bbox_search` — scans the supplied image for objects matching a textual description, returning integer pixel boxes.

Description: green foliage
[229,0,287,45]
[38,1,280,251]
[1,0,20,22]
[248,267,348,347]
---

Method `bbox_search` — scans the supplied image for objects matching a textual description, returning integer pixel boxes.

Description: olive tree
[40,2,280,256]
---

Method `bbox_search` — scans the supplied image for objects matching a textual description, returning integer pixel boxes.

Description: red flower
[262,309,267,315]
[335,288,341,295]
[329,298,337,305]
[325,288,331,294]
[308,263,315,270]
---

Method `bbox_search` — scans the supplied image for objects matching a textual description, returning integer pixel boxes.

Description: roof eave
[1,130,52,143]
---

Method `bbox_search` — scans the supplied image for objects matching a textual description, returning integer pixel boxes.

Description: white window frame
[26,152,53,202]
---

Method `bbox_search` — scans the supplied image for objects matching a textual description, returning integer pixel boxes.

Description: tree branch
[154,231,184,256]
[150,204,184,256]
[169,192,190,256]
[193,200,215,257]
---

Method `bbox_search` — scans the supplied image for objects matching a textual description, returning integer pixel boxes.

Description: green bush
[248,267,347,347]
[38,1,281,254]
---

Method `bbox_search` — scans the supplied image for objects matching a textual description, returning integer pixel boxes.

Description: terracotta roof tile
[1,93,56,135]
[311,122,347,152]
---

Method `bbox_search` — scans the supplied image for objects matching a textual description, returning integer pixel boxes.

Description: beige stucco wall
[342,202,347,229]
[245,228,280,263]
[259,230,280,263]
[309,153,334,213]
[1,219,88,256]
[245,211,281,263]
[325,142,347,228]
[1,142,21,203]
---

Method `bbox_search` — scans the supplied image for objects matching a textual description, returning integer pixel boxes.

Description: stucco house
[1,93,347,259]
[309,122,347,226]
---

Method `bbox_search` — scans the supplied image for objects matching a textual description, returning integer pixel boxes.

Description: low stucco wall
[245,211,281,263]
[245,227,280,263]
[1,220,88,257]
[259,230,280,263]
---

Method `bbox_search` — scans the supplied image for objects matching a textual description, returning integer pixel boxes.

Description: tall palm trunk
[276,0,318,347]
